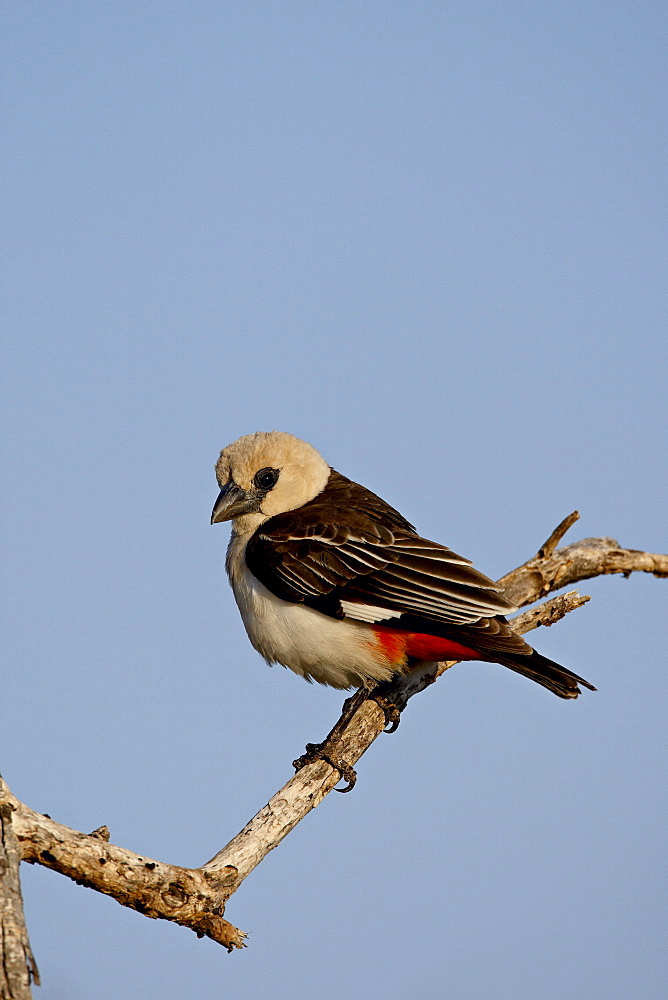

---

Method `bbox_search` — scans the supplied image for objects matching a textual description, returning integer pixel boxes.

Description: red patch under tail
[372,625,483,665]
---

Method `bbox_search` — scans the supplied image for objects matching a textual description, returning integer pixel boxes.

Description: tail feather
[386,614,596,699]
[496,649,596,699]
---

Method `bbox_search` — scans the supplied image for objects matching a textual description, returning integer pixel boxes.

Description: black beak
[211,481,261,524]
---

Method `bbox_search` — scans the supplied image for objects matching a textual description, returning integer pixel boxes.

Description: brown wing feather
[245,469,515,623]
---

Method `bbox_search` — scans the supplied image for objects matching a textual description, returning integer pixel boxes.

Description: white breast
[226,531,396,689]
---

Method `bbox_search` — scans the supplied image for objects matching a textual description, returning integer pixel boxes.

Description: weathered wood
[499,535,668,607]
[202,697,386,883]
[535,510,582,559]
[0,795,40,999]
[1,777,245,952]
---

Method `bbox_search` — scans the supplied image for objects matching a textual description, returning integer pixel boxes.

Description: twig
[536,510,580,559]
[511,588,590,632]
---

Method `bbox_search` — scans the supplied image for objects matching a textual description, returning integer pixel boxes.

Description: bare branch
[202,696,387,886]
[0,778,246,952]
[510,589,591,633]
[499,535,668,608]
[0,789,40,999]
[536,510,581,559]
[6,521,667,953]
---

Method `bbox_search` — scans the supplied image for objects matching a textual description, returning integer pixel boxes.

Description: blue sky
[2,3,666,999]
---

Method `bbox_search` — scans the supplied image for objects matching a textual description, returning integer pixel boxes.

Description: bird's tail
[496,648,596,699]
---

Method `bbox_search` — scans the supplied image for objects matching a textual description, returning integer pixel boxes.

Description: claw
[329,757,357,792]
[372,693,402,733]
[292,742,322,772]
[292,685,388,792]
[293,742,358,792]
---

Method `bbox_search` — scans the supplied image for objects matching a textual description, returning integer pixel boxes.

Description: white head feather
[215,431,330,531]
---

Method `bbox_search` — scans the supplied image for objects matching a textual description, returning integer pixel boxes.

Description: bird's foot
[293,741,357,792]
[369,688,402,733]
[291,684,400,792]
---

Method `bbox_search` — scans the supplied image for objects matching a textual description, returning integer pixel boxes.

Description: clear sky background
[2,3,666,999]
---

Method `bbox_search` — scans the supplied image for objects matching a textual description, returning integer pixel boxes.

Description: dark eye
[254,467,280,491]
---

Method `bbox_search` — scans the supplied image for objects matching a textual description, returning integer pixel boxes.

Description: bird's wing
[245,476,516,627]
[340,531,517,624]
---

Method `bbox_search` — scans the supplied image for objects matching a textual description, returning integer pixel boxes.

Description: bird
[211,431,595,703]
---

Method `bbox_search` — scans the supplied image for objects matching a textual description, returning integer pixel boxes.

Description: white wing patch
[339,600,403,623]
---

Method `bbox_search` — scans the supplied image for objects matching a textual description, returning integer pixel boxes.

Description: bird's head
[211,431,330,532]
